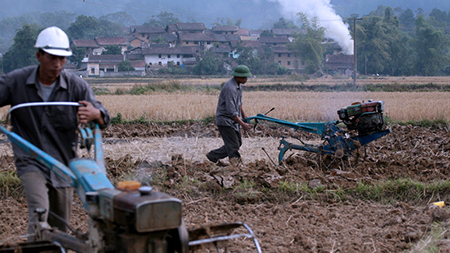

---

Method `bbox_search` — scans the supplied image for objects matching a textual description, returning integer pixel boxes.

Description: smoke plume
[269,0,354,55]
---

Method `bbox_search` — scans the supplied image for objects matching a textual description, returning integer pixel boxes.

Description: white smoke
[269,0,354,55]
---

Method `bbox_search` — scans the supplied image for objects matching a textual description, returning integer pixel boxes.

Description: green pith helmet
[231,65,252,77]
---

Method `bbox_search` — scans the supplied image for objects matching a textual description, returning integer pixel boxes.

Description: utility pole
[348,17,362,86]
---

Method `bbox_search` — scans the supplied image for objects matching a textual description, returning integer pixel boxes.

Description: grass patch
[110,113,215,125]
[0,170,23,198]
[350,179,450,205]
[398,118,449,130]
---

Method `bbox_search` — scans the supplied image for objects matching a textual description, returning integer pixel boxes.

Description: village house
[324,54,354,75]
[211,26,239,35]
[71,39,102,57]
[71,37,129,57]
[129,25,166,42]
[271,28,304,42]
[178,33,240,51]
[95,37,129,55]
[86,54,124,76]
[147,33,178,47]
[67,21,354,75]
[128,37,146,48]
[141,46,200,68]
[272,46,302,70]
[166,23,207,35]
[258,37,290,47]
[236,28,250,36]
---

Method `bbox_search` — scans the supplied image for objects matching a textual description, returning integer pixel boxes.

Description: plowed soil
[1,122,450,253]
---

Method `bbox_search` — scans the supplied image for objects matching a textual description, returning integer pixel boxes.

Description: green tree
[102,45,122,55]
[357,8,410,76]
[2,24,40,73]
[144,12,181,28]
[67,15,124,40]
[273,17,299,29]
[414,15,450,75]
[193,56,221,75]
[118,60,135,72]
[288,13,326,74]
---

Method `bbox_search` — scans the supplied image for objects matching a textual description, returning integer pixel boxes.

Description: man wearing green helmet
[206,65,253,166]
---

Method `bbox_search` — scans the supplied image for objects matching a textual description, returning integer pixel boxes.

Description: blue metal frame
[245,114,391,163]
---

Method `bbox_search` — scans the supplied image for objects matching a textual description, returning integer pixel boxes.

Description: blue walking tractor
[245,100,391,169]
[0,102,261,253]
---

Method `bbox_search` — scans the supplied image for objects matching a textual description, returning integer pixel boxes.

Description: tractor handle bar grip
[6,102,82,124]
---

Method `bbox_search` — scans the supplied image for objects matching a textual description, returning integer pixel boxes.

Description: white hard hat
[34,26,72,57]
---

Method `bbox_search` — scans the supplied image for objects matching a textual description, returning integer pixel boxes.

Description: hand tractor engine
[337,100,385,135]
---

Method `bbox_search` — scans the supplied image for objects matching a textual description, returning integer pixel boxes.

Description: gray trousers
[20,171,73,238]
[209,125,242,160]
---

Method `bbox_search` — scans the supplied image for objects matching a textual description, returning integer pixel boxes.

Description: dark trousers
[209,125,242,160]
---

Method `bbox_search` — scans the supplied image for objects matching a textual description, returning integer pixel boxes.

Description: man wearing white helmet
[0,26,110,239]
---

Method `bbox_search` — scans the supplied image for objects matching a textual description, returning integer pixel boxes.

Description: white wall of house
[144,54,183,67]
[86,63,119,76]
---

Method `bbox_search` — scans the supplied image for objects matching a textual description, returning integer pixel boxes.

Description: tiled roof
[212,26,239,32]
[130,60,146,68]
[95,37,128,46]
[210,44,232,53]
[72,39,98,48]
[179,33,239,42]
[271,28,305,36]
[240,40,261,48]
[176,23,206,31]
[87,54,123,63]
[237,28,250,36]
[250,30,263,36]
[142,46,200,55]
[127,53,144,60]
[326,54,354,64]
[258,37,290,44]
